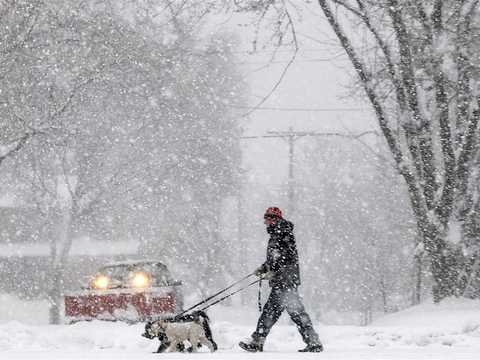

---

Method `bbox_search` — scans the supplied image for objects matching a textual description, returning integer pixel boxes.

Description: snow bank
[372,297,480,328]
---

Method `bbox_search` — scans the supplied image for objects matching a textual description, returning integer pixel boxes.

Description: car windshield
[99,262,171,285]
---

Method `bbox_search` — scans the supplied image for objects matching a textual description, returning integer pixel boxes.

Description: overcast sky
[208,7,379,215]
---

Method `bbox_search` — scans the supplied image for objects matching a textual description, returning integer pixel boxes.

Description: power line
[232,48,344,54]
[230,106,367,112]
[27,131,377,147]
[179,131,377,142]
[261,128,377,213]
[236,58,342,64]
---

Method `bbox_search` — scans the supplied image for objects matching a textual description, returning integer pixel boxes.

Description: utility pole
[268,127,317,215]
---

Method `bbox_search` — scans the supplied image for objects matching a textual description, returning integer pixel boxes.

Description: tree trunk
[422,227,458,303]
[48,204,74,324]
[412,251,423,305]
[48,266,64,325]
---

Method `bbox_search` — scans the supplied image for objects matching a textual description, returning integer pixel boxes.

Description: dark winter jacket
[262,218,301,289]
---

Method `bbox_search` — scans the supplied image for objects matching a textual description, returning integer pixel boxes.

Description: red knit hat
[264,206,282,219]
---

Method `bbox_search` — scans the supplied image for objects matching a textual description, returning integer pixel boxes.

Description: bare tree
[202,0,480,302]
[315,0,480,302]
[2,0,247,323]
[0,0,161,323]
[0,0,83,164]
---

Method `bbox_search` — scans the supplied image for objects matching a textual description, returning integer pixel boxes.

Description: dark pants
[252,286,320,345]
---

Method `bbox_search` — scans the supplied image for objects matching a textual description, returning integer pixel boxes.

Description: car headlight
[132,273,150,288]
[93,275,110,290]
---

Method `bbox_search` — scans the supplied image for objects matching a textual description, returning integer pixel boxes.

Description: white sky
[213,5,379,191]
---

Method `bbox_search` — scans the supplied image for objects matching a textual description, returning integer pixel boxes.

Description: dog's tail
[196,310,210,322]
[191,310,210,322]
[195,315,205,326]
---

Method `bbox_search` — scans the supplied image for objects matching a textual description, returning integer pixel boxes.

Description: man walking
[239,206,323,353]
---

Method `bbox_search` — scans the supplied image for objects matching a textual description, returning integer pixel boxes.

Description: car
[63,260,183,324]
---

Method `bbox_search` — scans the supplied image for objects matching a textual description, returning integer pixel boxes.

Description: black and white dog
[142,310,218,353]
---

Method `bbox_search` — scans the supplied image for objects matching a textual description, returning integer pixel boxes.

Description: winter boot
[239,335,265,352]
[298,343,324,352]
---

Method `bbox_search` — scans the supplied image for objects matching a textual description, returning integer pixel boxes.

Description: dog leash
[175,273,255,318]
[197,278,261,312]
[258,279,262,312]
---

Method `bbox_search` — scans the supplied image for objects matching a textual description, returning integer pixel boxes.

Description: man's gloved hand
[263,271,276,281]
[254,265,266,277]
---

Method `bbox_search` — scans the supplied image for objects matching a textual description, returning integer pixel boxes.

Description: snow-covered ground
[1,294,480,359]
